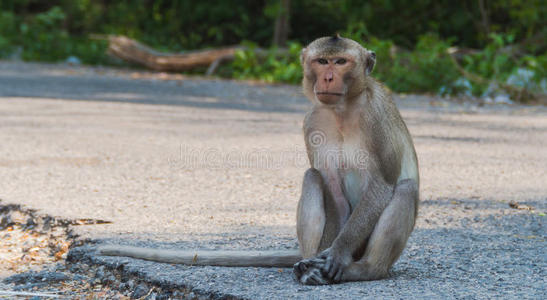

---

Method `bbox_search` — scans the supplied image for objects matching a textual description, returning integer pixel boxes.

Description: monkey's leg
[296,168,326,258]
[294,168,328,284]
[310,176,393,284]
[294,167,350,285]
[340,178,418,282]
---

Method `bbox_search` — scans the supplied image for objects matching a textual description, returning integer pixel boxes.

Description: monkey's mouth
[316,92,344,96]
[315,92,344,105]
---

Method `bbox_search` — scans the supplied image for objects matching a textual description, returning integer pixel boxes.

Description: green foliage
[388,35,459,94]
[0,11,17,57]
[0,1,544,101]
[20,7,70,61]
[232,42,302,84]
[525,54,547,84]
[229,32,545,101]
[461,33,528,95]
[0,5,108,63]
[2,0,544,55]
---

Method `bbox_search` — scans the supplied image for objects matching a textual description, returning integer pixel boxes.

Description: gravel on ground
[0,61,545,299]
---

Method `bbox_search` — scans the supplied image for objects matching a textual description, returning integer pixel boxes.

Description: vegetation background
[0,0,545,102]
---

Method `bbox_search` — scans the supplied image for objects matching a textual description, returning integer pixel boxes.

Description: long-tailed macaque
[292,35,419,285]
[98,35,419,286]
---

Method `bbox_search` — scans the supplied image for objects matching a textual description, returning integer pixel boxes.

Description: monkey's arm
[320,178,394,281]
[98,245,301,268]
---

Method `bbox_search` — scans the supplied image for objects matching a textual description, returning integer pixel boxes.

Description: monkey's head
[301,35,376,105]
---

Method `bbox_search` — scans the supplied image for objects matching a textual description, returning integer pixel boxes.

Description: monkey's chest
[339,137,369,210]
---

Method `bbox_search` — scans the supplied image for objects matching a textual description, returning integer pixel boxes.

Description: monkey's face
[309,56,354,105]
[301,36,376,106]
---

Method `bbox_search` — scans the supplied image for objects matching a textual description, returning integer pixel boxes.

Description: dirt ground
[0,61,545,299]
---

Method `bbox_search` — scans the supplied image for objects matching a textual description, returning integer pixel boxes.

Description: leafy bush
[388,35,459,94]
[0,11,17,57]
[525,54,547,84]
[458,33,546,98]
[228,32,545,102]
[232,41,302,84]
[0,6,108,63]
[460,33,516,95]
[19,7,71,61]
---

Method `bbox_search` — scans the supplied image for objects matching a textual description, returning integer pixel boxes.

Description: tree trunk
[477,0,490,36]
[272,0,291,47]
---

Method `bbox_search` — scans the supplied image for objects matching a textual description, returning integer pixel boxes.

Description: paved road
[0,61,545,299]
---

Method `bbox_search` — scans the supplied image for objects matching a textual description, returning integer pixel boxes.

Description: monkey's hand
[293,257,331,285]
[319,247,353,283]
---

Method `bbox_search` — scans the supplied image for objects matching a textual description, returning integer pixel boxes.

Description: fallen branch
[104,35,241,72]
[93,35,289,74]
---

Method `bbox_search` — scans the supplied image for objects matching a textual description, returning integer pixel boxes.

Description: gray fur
[295,36,419,285]
[98,245,301,267]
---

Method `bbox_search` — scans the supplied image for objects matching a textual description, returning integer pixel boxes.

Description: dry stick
[0,290,61,298]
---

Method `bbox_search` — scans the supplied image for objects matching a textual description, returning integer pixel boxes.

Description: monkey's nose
[325,72,334,82]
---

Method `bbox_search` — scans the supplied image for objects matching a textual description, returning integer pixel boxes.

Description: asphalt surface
[0,61,545,299]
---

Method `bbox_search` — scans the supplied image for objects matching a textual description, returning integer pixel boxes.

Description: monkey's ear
[300,48,307,66]
[365,51,376,75]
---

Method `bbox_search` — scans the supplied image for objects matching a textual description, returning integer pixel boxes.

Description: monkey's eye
[317,58,328,65]
[335,58,347,65]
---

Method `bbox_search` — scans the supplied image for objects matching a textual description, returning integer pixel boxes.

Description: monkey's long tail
[98,245,302,267]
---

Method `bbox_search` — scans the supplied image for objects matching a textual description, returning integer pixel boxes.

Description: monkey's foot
[300,267,330,285]
[293,257,321,278]
[293,258,331,285]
